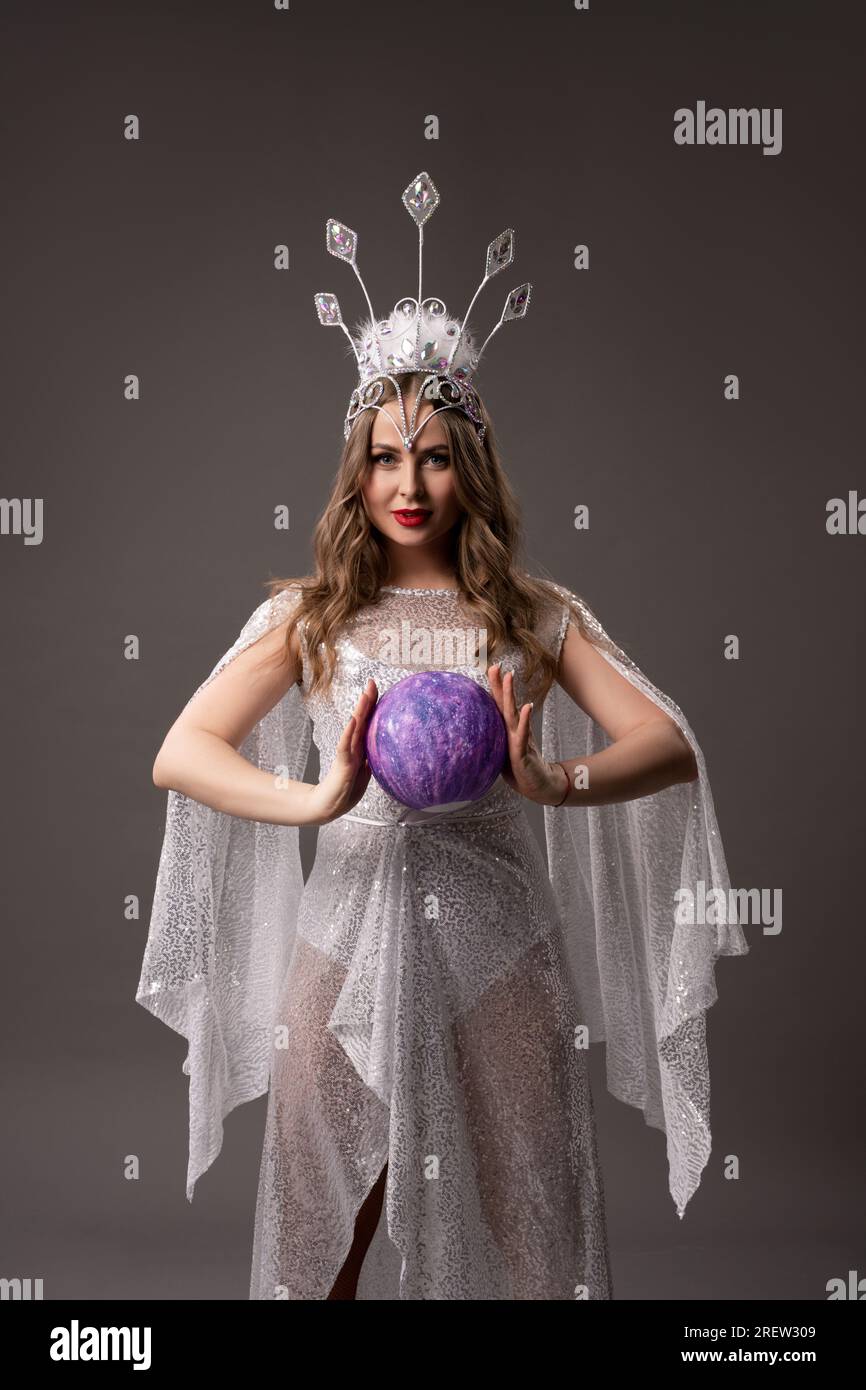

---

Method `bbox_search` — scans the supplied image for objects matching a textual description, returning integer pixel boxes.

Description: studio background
[1,0,862,1299]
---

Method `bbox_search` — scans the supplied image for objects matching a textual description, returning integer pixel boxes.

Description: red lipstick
[392,509,432,527]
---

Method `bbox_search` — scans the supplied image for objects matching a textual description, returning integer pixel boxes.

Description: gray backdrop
[1,0,862,1300]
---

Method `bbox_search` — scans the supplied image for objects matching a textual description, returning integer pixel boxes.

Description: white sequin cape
[136,581,748,1295]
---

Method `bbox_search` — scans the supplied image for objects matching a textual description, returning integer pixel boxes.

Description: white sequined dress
[137,581,748,1301]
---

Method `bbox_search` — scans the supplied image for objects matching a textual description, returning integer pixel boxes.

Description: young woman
[138,174,747,1299]
[139,371,747,1300]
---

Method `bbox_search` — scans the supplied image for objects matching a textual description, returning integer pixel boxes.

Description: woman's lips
[392,509,432,527]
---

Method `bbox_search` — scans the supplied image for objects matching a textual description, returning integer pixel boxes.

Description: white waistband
[341,804,522,829]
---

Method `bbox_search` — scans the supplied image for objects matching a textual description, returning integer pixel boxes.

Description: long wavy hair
[263,371,592,706]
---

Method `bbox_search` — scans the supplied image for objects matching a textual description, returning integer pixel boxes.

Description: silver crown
[313,171,532,449]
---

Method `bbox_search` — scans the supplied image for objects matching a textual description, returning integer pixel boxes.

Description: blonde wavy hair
[263,371,591,706]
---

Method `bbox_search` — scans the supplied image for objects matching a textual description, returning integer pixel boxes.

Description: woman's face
[360,391,462,549]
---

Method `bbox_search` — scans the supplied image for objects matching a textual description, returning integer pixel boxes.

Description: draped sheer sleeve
[136,587,313,1200]
[538,582,749,1218]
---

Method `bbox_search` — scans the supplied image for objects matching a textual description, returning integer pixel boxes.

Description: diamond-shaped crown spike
[444,230,516,371]
[503,282,532,321]
[401,172,440,227]
[402,172,440,337]
[314,292,343,327]
[485,229,515,279]
[326,218,358,265]
[313,290,363,370]
[474,283,533,371]
[312,172,532,448]
[320,216,380,370]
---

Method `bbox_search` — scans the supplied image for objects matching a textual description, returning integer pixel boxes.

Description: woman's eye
[371,453,449,467]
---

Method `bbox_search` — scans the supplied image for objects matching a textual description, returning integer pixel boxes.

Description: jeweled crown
[313,171,532,449]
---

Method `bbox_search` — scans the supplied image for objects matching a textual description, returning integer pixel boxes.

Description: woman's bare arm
[151,617,320,826]
[552,620,699,806]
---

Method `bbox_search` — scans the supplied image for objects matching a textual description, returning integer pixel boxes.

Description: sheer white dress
[137,581,748,1301]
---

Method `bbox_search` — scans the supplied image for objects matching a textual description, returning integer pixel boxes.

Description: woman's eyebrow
[370,443,450,454]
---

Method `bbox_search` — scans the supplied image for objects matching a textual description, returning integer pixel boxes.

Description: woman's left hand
[487,664,569,806]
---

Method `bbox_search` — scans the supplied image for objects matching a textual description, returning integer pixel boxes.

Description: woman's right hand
[306,677,379,825]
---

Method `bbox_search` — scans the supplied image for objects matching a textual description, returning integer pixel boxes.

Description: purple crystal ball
[365,671,507,811]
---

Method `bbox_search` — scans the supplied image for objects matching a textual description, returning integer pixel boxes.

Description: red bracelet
[553,761,571,807]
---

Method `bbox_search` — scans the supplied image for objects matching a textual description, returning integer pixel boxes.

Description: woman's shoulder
[229,580,314,652]
[527,577,583,655]
[263,578,316,620]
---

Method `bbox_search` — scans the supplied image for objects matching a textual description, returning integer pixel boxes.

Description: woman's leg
[251,933,391,1300]
[326,1161,388,1300]
[450,935,608,1298]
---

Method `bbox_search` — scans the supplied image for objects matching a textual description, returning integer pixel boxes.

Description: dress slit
[323,1154,391,1298]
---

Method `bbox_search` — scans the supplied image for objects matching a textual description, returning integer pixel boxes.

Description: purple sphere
[365,671,507,811]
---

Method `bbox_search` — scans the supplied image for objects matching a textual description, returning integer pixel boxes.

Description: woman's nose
[398,463,424,497]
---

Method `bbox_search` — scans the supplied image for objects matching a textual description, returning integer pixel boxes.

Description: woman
[138,174,747,1299]
[141,373,748,1300]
